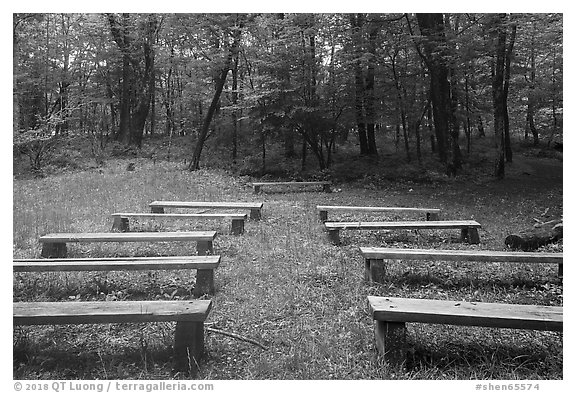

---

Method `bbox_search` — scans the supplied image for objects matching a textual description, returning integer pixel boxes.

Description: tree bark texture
[492,14,508,179]
[416,13,454,169]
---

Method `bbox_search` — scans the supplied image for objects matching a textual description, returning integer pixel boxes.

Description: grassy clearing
[13,153,562,380]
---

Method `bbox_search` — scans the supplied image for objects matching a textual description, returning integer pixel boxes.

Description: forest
[13,13,563,178]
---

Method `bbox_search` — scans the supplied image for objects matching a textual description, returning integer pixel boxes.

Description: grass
[12,141,563,380]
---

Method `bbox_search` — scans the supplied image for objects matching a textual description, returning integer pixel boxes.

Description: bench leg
[374,320,407,370]
[112,216,130,232]
[461,228,480,244]
[427,212,440,221]
[319,210,328,222]
[468,228,480,244]
[41,242,67,258]
[151,206,164,214]
[322,184,331,193]
[253,185,261,194]
[460,228,468,242]
[194,269,215,297]
[250,208,261,220]
[196,241,213,256]
[174,321,205,373]
[558,264,563,278]
[365,259,386,283]
[327,229,340,245]
[230,219,244,235]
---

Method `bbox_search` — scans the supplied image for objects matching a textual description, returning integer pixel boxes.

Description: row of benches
[355,237,562,368]
[316,205,562,368]
[18,238,222,371]
[16,200,270,373]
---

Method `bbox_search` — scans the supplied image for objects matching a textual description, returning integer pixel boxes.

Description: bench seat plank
[368,296,563,331]
[326,220,480,230]
[14,256,221,296]
[317,206,441,222]
[252,181,331,194]
[149,201,263,220]
[149,201,263,209]
[112,212,247,219]
[360,247,562,264]
[38,231,217,259]
[252,181,330,186]
[39,231,216,243]
[317,205,440,213]
[13,256,221,272]
[360,247,563,282]
[14,299,212,326]
[111,213,247,234]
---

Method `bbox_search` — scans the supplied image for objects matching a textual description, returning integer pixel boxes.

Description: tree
[491,13,508,178]
[415,13,461,174]
[188,14,244,171]
[107,13,158,148]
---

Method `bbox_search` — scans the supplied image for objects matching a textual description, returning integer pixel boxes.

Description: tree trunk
[505,220,562,251]
[503,18,517,162]
[350,14,369,155]
[365,20,378,156]
[477,115,485,137]
[189,21,242,170]
[416,13,452,166]
[492,14,507,179]
[231,47,239,162]
[189,64,231,170]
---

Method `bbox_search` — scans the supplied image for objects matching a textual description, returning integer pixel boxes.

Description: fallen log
[505,221,563,251]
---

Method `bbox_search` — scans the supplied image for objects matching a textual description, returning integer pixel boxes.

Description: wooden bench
[325,220,481,245]
[149,201,263,220]
[14,255,221,297]
[360,247,563,282]
[39,231,217,259]
[252,181,331,194]
[14,299,212,372]
[111,212,247,235]
[317,205,441,222]
[367,296,563,368]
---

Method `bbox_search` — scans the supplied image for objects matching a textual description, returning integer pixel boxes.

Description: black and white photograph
[10,4,567,389]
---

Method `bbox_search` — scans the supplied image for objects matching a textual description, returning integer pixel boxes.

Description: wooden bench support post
[151,206,164,214]
[112,216,130,232]
[461,228,480,244]
[250,208,261,220]
[194,269,215,297]
[365,259,386,283]
[174,321,205,374]
[253,185,261,194]
[230,219,244,235]
[196,241,213,256]
[322,183,332,193]
[327,229,340,245]
[468,228,480,244]
[374,320,407,370]
[427,212,440,221]
[558,264,563,278]
[41,243,67,258]
[319,210,328,222]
